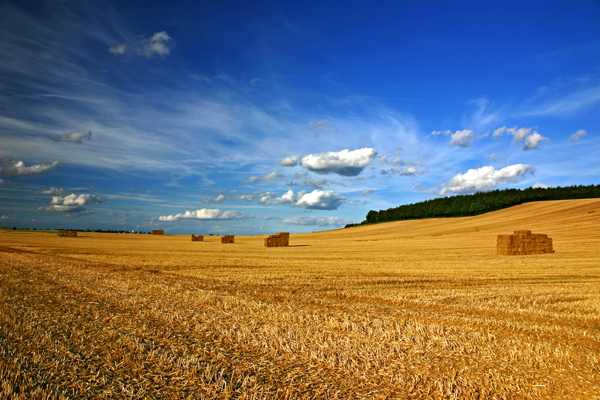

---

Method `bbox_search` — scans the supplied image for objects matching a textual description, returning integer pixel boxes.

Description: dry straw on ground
[1,199,599,399]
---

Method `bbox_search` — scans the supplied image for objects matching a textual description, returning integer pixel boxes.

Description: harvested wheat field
[1,199,599,399]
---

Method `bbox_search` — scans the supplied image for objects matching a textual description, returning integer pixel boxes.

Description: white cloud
[569,130,587,143]
[158,208,246,222]
[524,132,550,150]
[109,43,126,55]
[258,192,278,206]
[0,158,62,177]
[362,189,373,196]
[450,129,475,147]
[243,171,280,184]
[142,31,174,58]
[273,189,299,205]
[533,182,552,189]
[39,193,105,215]
[279,155,301,167]
[51,130,92,143]
[310,119,330,130]
[492,126,549,150]
[40,187,64,195]
[295,190,346,210]
[282,216,349,227]
[401,167,428,176]
[301,148,377,176]
[203,194,226,203]
[434,164,536,195]
[109,31,174,59]
[250,78,264,87]
[51,193,105,206]
[302,177,327,189]
[272,189,345,210]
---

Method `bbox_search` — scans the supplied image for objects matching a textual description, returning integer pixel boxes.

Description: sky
[1,0,599,235]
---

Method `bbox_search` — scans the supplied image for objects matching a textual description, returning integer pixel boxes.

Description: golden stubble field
[1,199,599,399]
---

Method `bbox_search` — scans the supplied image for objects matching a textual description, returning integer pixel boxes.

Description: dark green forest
[345,184,600,228]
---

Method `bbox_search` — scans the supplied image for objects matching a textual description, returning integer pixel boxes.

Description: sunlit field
[1,199,599,399]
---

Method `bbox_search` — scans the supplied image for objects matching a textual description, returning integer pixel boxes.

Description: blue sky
[1,0,599,234]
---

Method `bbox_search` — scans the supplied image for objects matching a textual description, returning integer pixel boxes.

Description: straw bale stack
[191,234,204,242]
[221,235,235,244]
[264,232,290,247]
[57,230,77,237]
[497,230,553,255]
[152,230,164,235]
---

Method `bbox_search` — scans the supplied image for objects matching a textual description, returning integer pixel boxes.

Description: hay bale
[265,232,290,247]
[191,234,204,242]
[498,230,553,255]
[152,230,164,235]
[221,235,234,244]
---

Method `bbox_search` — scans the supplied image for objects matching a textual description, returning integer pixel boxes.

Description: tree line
[345,184,600,228]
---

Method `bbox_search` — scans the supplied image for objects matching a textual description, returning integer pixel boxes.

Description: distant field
[1,199,599,399]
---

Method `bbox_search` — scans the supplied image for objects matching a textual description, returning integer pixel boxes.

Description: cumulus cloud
[362,189,373,196]
[310,119,330,130]
[0,158,62,177]
[203,194,226,203]
[258,192,278,206]
[282,216,349,227]
[493,126,549,150]
[569,130,587,143]
[533,182,552,189]
[302,177,327,189]
[273,189,299,205]
[279,155,301,167]
[110,31,174,59]
[401,167,428,176]
[524,132,550,150]
[433,164,536,195]
[430,130,475,147]
[272,189,346,210]
[39,193,105,215]
[51,130,92,143]
[295,190,346,210]
[450,130,475,147]
[40,187,64,195]
[301,148,377,176]
[158,208,247,222]
[243,171,280,184]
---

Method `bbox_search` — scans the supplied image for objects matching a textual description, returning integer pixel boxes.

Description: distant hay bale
[265,232,290,247]
[497,230,553,255]
[191,234,203,242]
[221,235,234,244]
[57,230,77,237]
[152,230,164,235]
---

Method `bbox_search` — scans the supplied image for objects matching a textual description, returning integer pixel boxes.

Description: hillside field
[1,199,599,399]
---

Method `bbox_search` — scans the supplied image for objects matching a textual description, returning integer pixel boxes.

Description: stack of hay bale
[191,234,203,242]
[152,230,164,235]
[497,230,553,255]
[264,232,289,247]
[57,230,77,237]
[221,235,234,244]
